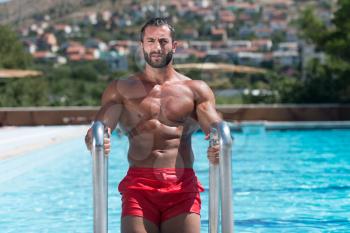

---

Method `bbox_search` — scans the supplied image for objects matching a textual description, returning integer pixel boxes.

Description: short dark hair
[140,17,175,42]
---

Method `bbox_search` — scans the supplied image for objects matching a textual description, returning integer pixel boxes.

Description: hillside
[0,0,154,25]
[0,0,81,24]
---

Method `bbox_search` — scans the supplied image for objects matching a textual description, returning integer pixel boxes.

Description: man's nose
[153,41,161,51]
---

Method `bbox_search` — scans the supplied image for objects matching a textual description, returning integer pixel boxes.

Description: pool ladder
[91,121,234,233]
[209,122,234,233]
[91,121,108,233]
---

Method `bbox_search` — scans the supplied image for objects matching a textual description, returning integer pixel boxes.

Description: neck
[143,64,175,84]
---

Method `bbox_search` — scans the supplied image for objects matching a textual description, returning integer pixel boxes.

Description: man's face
[141,25,176,68]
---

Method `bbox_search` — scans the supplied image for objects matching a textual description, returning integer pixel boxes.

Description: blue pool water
[0,128,350,232]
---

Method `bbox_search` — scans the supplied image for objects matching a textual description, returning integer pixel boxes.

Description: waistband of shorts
[126,167,195,176]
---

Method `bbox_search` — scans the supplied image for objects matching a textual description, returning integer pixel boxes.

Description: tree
[298,1,350,63]
[0,25,32,69]
[0,78,49,107]
[71,63,98,82]
[0,25,47,107]
[320,0,350,63]
[295,7,327,47]
[291,1,350,103]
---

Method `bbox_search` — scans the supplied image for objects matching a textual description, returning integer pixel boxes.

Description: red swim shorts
[118,167,204,225]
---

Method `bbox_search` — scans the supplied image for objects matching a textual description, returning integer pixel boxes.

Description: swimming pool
[0,127,349,232]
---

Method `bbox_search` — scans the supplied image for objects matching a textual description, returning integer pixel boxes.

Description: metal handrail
[209,128,220,233]
[91,121,108,233]
[90,120,232,233]
[209,121,234,233]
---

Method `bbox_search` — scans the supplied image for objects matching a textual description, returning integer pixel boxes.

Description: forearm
[94,102,123,130]
[197,101,222,135]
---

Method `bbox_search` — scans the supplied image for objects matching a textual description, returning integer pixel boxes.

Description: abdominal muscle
[125,119,195,168]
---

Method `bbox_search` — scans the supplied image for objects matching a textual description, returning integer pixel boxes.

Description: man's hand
[85,127,111,156]
[206,129,220,165]
[104,128,111,155]
[207,144,220,165]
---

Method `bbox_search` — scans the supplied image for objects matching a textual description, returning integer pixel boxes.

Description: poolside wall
[1,104,350,126]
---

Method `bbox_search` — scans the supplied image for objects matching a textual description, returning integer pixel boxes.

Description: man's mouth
[150,53,162,58]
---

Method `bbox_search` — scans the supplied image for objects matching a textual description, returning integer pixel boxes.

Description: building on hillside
[239,25,255,38]
[227,40,252,50]
[54,24,73,35]
[226,2,260,14]
[210,27,228,41]
[277,42,299,52]
[100,51,128,71]
[286,28,298,42]
[204,49,237,64]
[195,0,211,8]
[189,41,212,51]
[182,28,199,40]
[219,10,236,26]
[252,39,273,52]
[42,33,59,52]
[254,25,273,38]
[85,38,108,51]
[65,42,86,61]
[272,50,300,68]
[237,52,265,67]
[85,12,98,25]
[32,51,57,63]
[23,39,37,54]
[269,19,288,32]
[109,40,139,55]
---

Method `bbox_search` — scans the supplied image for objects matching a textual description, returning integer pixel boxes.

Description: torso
[116,72,201,168]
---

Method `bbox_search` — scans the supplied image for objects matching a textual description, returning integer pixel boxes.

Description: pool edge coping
[228,121,350,131]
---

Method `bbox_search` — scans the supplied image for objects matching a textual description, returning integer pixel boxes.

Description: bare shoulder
[183,79,215,102]
[112,73,143,88]
[186,79,211,90]
[175,73,209,91]
[102,73,141,104]
[172,72,214,101]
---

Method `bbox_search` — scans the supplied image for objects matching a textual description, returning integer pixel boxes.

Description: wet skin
[85,24,221,233]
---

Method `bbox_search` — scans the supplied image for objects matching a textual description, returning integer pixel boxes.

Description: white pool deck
[0,125,89,160]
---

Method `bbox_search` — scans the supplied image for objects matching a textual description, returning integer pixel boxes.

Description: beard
[143,50,173,68]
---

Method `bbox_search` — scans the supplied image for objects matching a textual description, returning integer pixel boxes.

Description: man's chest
[123,86,196,125]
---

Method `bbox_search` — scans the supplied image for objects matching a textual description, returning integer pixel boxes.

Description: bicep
[194,81,222,135]
[95,81,123,130]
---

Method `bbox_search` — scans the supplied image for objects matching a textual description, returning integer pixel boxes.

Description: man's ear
[172,40,177,53]
[139,41,145,54]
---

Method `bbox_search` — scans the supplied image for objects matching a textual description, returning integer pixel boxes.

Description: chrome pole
[209,122,234,233]
[209,128,219,233]
[92,121,108,233]
[218,122,234,233]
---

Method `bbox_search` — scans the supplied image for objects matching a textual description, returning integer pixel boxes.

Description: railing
[209,121,234,233]
[91,121,108,233]
[90,120,232,233]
